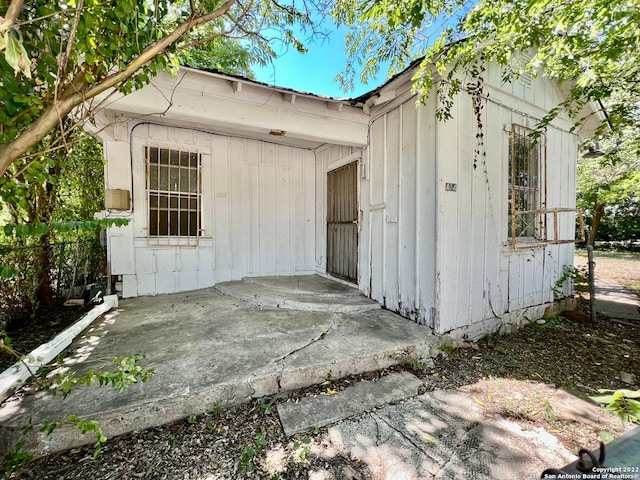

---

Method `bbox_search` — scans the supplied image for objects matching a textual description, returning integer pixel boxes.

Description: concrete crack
[276,314,337,363]
[373,411,382,446]
[276,360,285,392]
[432,421,482,479]
[372,411,431,457]
[274,314,338,392]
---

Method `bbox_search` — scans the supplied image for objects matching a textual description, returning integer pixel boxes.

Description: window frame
[145,145,202,247]
[507,124,547,247]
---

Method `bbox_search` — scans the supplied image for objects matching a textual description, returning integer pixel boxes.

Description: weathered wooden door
[327,162,358,283]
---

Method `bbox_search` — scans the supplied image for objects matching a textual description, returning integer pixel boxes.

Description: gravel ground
[2,252,639,479]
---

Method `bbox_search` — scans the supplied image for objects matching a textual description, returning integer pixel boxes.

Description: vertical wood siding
[432,73,578,333]
[108,125,316,296]
[364,68,578,334]
[363,98,438,325]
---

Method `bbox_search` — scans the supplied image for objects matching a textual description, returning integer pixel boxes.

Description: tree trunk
[33,232,55,307]
[586,203,605,246]
[33,167,57,308]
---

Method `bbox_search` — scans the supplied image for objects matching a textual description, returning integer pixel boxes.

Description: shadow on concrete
[317,390,573,479]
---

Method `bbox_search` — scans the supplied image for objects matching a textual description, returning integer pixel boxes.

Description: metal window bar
[509,124,547,247]
[146,146,201,247]
[509,207,586,249]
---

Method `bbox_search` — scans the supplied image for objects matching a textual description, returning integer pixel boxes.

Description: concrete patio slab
[0,279,436,455]
[215,275,382,313]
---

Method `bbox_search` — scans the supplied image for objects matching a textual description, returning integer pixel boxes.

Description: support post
[587,245,596,322]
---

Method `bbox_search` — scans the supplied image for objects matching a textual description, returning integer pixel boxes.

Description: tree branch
[0,0,237,176]
[176,32,226,52]
[57,0,84,89]
[0,0,24,35]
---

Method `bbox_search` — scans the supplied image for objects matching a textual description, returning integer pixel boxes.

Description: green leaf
[1,266,18,278]
[4,31,31,78]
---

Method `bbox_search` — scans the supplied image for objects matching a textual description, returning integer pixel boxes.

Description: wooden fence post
[587,245,596,322]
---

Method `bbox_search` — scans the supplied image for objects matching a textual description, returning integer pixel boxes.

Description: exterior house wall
[363,65,579,336]
[105,122,317,297]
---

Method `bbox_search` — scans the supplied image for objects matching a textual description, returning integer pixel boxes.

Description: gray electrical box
[105,189,131,210]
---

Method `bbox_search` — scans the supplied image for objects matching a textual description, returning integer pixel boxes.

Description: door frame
[326,158,360,284]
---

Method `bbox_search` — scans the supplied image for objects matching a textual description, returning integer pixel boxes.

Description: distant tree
[578,130,640,244]
[176,22,256,77]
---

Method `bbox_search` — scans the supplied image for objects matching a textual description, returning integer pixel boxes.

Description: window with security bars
[508,125,545,241]
[146,146,201,245]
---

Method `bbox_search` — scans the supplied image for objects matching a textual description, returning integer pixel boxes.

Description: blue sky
[251,25,389,99]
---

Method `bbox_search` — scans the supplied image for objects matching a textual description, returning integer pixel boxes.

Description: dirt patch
[410,309,639,452]
[460,378,632,453]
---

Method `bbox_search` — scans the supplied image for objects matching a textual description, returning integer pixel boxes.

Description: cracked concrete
[323,390,575,479]
[0,278,436,455]
[278,371,423,436]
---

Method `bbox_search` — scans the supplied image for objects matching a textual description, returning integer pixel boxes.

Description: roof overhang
[94,68,369,149]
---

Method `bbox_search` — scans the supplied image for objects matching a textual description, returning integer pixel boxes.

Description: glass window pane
[149,167,158,190]
[147,147,159,164]
[158,210,168,235]
[159,166,169,191]
[180,168,189,192]
[159,148,169,165]
[169,211,179,236]
[170,166,180,192]
[190,169,198,193]
[189,212,198,236]
[146,146,201,240]
[508,126,542,239]
[149,209,158,236]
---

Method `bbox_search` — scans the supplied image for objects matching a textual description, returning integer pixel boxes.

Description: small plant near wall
[553,265,589,300]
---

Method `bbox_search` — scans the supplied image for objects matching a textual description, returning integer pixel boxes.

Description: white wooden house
[94,60,602,338]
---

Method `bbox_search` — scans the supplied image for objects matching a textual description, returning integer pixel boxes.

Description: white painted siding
[432,74,578,335]
[363,97,438,326]
[100,62,581,338]
[365,69,579,335]
[105,123,316,297]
